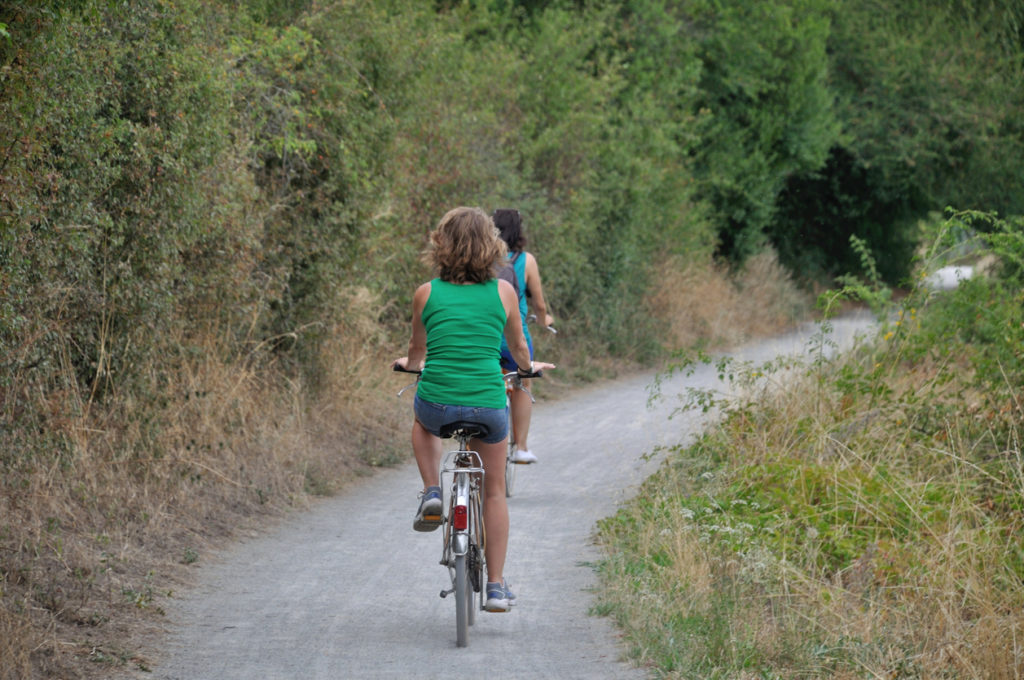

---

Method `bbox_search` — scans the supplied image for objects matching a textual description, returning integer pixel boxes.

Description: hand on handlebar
[392,357,422,374]
[511,360,555,380]
[528,361,556,372]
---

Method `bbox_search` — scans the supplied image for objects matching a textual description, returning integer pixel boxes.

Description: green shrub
[784,0,1024,285]
[687,0,840,262]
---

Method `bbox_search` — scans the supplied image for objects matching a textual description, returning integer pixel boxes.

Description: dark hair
[492,208,527,252]
[427,207,507,284]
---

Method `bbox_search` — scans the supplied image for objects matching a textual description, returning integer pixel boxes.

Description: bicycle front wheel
[505,439,517,497]
[454,554,469,647]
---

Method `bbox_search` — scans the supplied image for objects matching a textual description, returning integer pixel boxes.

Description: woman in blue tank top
[393,207,555,612]
[492,208,555,465]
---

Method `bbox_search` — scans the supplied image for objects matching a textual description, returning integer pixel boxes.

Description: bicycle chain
[467,543,482,593]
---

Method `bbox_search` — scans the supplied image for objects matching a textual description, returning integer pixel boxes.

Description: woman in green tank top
[393,206,555,612]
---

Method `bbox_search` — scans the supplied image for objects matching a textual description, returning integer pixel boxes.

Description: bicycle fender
[452,533,469,556]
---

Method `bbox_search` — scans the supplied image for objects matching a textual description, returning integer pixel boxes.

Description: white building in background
[925,265,974,291]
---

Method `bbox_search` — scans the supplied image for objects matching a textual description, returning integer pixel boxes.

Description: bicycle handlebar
[526,313,557,334]
[394,363,542,379]
[394,362,545,403]
[504,368,543,380]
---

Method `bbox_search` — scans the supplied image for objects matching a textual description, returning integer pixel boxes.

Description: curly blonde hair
[427,207,508,283]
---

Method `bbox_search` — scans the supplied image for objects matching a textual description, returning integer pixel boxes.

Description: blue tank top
[499,251,530,353]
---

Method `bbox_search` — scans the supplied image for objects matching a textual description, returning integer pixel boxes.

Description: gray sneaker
[413,486,443,532]
[485,580,517,612]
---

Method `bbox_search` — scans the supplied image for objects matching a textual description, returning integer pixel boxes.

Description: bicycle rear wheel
[465,551,476,628]
[454,554,469,647]
[466,488,484,627]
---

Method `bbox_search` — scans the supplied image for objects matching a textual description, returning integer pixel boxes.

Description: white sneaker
[511,449,537,464]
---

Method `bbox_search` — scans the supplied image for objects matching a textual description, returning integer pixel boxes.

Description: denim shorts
[413,394,509,444]
[499,337,534,372]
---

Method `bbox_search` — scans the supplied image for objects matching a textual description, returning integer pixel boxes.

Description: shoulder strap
[497,260,520,298]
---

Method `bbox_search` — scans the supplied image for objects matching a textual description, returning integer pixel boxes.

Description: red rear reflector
[453,505,468,530]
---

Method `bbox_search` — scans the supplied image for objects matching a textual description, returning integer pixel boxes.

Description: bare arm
[501,278,556,373]
[524,252,554,328]
[393,282,430,371]
[499,279,532,369]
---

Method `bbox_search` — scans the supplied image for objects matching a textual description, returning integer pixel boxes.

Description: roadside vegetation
[595,211,1024,678]
[1,0,1021,677]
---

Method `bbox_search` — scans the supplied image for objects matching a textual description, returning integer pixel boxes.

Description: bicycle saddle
[438,421,489,440]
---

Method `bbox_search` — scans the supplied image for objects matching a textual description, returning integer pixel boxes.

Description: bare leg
[412,420,442,489]
[471,437,509,583]
[509,377,533,452]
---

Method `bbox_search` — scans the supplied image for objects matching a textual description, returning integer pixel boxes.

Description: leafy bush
[0,0,259,429]
[777,0,1024,284]
[686,0,840,262]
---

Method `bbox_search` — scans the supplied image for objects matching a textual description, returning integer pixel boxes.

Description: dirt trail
[134,313,875,680]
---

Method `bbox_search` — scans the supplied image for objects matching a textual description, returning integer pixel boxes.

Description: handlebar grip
[393,363,422,375]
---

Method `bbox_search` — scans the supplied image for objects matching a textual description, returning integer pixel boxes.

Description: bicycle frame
[438,433,485,647]
[503,370,539,497]
[441,446,484,562]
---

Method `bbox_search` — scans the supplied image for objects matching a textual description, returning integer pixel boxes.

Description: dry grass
[650,249,812,352]
[0,285,409,679]
[594,337,1024,678]
[0,607,37,680]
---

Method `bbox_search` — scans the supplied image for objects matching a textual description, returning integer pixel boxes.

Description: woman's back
[418,278,506,409]
[499,251,531,352]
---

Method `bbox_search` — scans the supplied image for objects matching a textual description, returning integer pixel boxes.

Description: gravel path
[139,312,875,680]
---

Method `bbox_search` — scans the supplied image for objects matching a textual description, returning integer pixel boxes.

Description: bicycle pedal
[421,513,441,522]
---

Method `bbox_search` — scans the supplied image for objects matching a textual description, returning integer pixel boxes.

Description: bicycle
[503,314,554,497]
[502,370,540,498]
[438,423,486,647]
[394,365,487,647]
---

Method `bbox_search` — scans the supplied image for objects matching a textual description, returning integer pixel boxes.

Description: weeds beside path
[594,223,1024,678]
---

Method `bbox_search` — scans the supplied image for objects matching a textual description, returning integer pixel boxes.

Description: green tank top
[417,278,507,409]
